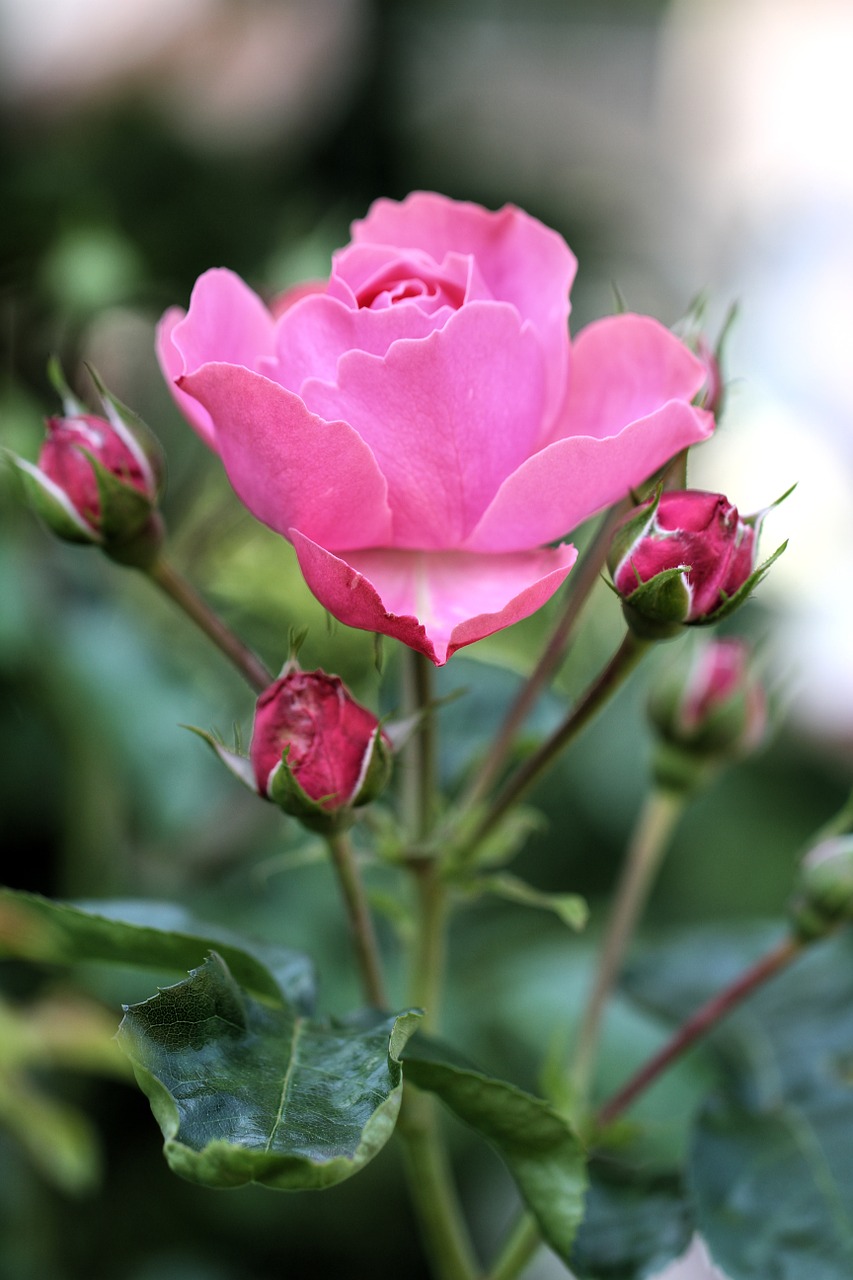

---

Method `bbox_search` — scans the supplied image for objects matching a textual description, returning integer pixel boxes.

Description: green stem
[459,632,649,864]
[325,829,388,1008]
[397,1087,480,1280]
[571,788,686,1104]
[486,1216,546,1280]
[396,645,479,1279]
[466,506,625,808]
[148,557,272,693]
[596,934,804,1127]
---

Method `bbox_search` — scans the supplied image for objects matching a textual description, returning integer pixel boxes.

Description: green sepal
[46,355,87,418]
[83,448,155,542]
[85,362,166,492]
[117,953,421,1191]
[606,487,661,577]
[353,727,393,808]
[621,567,693,639]
[267,750,353,834]
[5,451,100,544]
[402,1046,587,1263]
[183,724,258,793]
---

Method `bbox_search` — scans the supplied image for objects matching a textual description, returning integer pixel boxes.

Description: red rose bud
[9,364,164,567]
[648,637,767,792]
[790,836,853,941]
[250,669,391,830]
[608,488,779,639]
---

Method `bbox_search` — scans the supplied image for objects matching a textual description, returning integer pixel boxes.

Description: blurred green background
[1,1,851,1277]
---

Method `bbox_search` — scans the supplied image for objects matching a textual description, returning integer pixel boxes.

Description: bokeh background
[1,1,851,1278]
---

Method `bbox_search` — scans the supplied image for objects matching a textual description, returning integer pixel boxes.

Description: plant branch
[570,788,686,1104]
[148,557,272,693]
[466,505,625,807]
[325,829,388,1008]
[459,631,649,863]
[596,934,804,1127]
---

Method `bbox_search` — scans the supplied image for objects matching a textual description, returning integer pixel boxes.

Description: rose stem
[596,933,804,1126]
[483,788,685,1280]
[458,631,649,865]
[570,788,687,1105]
[397,647,479,1280]
[147,557,272,693]
[325,829,388,1008]
[465,504,625,807]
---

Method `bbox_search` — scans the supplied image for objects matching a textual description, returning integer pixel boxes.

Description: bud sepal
[790,836,853,942]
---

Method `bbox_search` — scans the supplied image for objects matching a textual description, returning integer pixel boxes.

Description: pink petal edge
[290,532,578,666]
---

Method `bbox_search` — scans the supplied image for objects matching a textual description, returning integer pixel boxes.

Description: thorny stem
[325,829,388,1008]
[596,935,804,1127]
[570,788,686,1104]
[148,557,272,693]
[458,632,649,864]
[466,506,626,808]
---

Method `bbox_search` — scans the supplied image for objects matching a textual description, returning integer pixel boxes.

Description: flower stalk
[458,631,650,864]
[465,504,626,807]
[148,557,272,693]
[325,829,388,1008]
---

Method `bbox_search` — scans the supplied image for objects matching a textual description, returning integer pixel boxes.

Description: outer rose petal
[290,532,578,666]
[156,308,218,449]
[353,192,576,433]
[301,303,546,549]
[179,363,393,551]
[548,313,707,445]
[465,402,714,553]
[157,268,278,450]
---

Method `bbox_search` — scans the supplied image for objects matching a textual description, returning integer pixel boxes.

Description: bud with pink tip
[250,669,391,830]
[648,637,768,792]
[8,362,164,567]
[608,488,784,639]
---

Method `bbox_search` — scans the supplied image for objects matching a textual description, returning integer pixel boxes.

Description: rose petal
[466,402,714,553]
[352,192,576,432]
[290,531,578,666]
[180,363,393,550]
[301,302,546,549]
[157,268,279,449]
[156,308,218,449]
[274,292,454,395]
[548,313,707,445]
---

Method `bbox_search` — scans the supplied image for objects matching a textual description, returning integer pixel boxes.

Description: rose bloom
[158,192,712,664]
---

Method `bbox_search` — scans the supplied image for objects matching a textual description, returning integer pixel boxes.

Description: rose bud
[250,669,391,830]
[608,488,783,639]
[790,836,853,942]
[648,637,767,792]
[9,363,164,567]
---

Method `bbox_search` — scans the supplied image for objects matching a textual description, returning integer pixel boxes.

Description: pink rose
[158,192,713,664]
[610,489,758,628]
[250,669,390,821]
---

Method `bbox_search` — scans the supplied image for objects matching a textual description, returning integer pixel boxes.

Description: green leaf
[402,1049,587,1262]
[623,925,853,1280]
[0,888,316,1009]
[570,1166,692,1280]
[117,953,420,1190]
[692,1095,853,1280]
[459,872,588,931]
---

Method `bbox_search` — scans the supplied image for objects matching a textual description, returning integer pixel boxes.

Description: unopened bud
[790,836,853,941]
